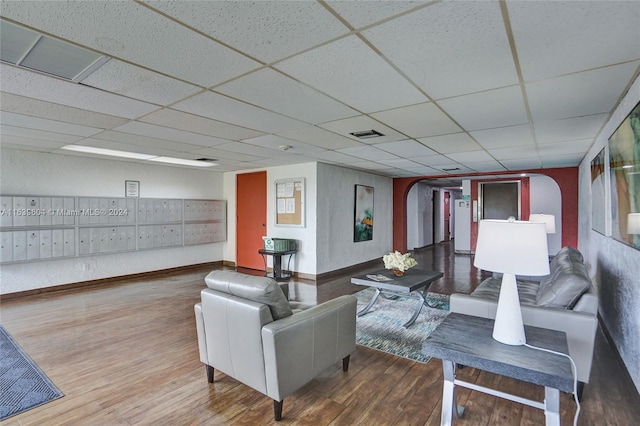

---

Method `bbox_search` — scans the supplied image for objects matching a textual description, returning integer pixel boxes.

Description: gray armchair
[194,270,357,421]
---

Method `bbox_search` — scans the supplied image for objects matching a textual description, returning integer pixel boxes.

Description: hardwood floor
[1,243,638,425]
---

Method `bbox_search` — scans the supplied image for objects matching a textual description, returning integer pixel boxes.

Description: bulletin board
[275,178,305,227]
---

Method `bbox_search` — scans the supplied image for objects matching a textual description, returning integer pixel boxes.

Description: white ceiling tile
[327,1,428,29]
[187,147,264,162]
[214,142,300,159]
[307,150,362,164]
[1,64,159,119]
[0,1,260,87]
[81,59,201,106]
[1,111,102,137]
[363,1,518,99]
[383,169,421,177]
[470,124,535,149]
[539,153,585,168]
[92,130,213,153]
[242,135,325,155]
[412,155,452,166]
[488,145,540,161]
[139,109,264,141]
[402,165,442,175]
[464,161,508,173]
[172,91,307,133]
[277,126,361,150]
[438,86,528,131]
[146,0,349,63]
[112,121,229,148]
[417,133,483,154]
[370,102,462,138]
[538,139,593,157]
[499,158,542,170]
[1,125,84,144]
[509,1,640,81]
[276,35,427,113]
[336,145,398,161]
[318,115,407,144]
[216,68,358,124]
[376,158,423,169]
[534,115,608,144]
[0,135,65,150]
[0,93,129,129]
[374,140,437,157]
[347,161,394,171]
[446,150,494,163]
[527,62,639,121]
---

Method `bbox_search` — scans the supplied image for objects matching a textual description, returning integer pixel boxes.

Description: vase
[392,269,405,276]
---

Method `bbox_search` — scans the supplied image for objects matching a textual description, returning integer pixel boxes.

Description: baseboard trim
[0,261,222,301]
[314,258,382,284]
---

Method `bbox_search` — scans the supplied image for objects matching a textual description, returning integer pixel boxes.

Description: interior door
[443,192,451,241]
[236,171,267,270]
[480,182,520,220]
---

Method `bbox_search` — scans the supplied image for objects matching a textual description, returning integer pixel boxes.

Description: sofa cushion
[205,270,292,320]
[471,276,540,305]
[536,258,591,309]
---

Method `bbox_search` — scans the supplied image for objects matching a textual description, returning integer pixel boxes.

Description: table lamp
[474,218,550,345]
[627,213,640,234]
[529,213,556,234]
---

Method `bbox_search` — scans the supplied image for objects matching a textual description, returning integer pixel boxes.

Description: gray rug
[0,325,64,420]
[355,288,450,363]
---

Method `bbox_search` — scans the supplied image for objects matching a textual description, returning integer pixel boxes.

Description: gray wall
[579,75,640,393]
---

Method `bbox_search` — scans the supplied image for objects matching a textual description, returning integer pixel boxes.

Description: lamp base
[492,273,526,346]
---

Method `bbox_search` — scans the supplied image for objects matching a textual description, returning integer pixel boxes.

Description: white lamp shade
[529,213,556,234]
[628,213,640,234]
[474,219,550,276]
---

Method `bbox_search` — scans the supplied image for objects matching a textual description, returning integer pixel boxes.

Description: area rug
[0,325,64,421]
[355,288,450,363]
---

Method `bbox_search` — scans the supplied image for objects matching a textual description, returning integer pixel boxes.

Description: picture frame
[608,100,640,250]
[125,180,140,198]
[590,147,607,235]
[275,178,305,227]
[354,184,374,242]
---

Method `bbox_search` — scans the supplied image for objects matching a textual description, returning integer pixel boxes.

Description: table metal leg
[404,296,426,328]
[441,360,465,425]
[357,288,381,317]
[544,387,561,426]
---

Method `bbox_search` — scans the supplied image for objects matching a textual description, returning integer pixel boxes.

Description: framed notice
[125,180,140,197]
[275,178,304,227]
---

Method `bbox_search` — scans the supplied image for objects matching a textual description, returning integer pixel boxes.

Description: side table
[258,249,296,281]
[422,313,574,426]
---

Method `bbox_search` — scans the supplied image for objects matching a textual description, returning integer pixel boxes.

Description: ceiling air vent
[349,129,384,139]
[195,158,218,163]
[442,167,461,172]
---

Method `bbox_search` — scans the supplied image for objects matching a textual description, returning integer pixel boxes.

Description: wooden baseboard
[0,261,222,301]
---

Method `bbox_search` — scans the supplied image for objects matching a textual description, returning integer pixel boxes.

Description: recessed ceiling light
[148,157,217,167]
[349,129,384,139]
[61,145,155,160]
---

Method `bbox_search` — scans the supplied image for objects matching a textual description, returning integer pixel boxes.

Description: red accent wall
[393,168,578,253]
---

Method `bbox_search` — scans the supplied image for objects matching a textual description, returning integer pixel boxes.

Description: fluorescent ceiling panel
[81,60,201,105]
[61,144,155,160]
[0,1,260,86]
[146,0,349,63]
[0,20,41,63]
[527,62,640,121]
[148,157,216,167]
[20,36,103,80]
[216,68,358,124]
[438,86,528,131]
[370,102,462,139]
[276,35,427,113]
[509,1,640,81]
[172,91,307,134]
[363,1,518,99]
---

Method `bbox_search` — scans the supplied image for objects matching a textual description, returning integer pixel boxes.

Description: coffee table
[351,268,443,327]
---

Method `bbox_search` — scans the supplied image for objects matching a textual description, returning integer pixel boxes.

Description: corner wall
[579,75,640,393]
[0,149,224,294]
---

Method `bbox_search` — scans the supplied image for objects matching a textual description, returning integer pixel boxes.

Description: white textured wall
[579,75,640,393]
[316,163,392,274]
[0,149,224,294]
[530,175,562,255]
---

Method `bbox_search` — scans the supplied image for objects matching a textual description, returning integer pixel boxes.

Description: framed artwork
[609,101,640,250]
[125,180,140,197]
[354,185,374,242]
[590,148,607,234]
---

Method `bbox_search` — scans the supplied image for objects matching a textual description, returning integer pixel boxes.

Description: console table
[258,249,296,281]
[422,313,574,426]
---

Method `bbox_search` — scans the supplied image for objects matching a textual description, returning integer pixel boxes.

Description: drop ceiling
[1,1,639,177]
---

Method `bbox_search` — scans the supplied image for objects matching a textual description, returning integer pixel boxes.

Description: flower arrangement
[382,250,417,275]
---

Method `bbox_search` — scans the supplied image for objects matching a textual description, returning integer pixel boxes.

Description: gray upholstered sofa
[194,270,357,421]
[450,247,598,390]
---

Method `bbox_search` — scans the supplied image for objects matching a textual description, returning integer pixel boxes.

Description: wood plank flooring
[1,244,639,425]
